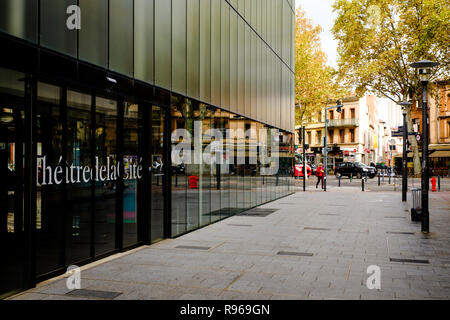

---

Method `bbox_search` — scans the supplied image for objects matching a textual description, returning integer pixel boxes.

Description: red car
[295,164,312,177]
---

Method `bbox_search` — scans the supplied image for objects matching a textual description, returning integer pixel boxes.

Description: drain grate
[176,245,211,250]
[228,224,253,227]
[304,227,331,231]
[386,231,415,235]
[390,258,429,264]
[238,208,278,217]
[277,251,313,257]
[67,289,122,299]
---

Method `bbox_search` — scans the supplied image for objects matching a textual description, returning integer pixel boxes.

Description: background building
[0,0,295,298]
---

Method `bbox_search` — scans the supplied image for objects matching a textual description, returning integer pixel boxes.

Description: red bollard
[431,176,437,192]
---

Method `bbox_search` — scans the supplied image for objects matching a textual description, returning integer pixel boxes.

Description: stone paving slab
[10,185,450,300]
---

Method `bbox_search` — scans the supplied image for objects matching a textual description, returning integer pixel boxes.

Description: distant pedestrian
[316,163,325,189]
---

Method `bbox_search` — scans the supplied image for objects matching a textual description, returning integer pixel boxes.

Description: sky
[295,0,339,69]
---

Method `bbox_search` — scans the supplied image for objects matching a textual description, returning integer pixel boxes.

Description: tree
[295,7,345,127]
[332,0,450,174]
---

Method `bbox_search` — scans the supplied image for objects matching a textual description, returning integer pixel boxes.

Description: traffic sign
[416,134,421,141]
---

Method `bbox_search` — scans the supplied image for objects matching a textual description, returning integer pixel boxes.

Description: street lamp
[398,100,412,202]
[410,60,439,233]
[324,100,344,191]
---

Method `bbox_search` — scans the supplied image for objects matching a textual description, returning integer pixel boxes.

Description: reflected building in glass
[0,0,295,298]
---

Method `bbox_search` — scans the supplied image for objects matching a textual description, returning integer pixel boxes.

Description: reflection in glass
[123,102,141,247]
[151,105,164,242]
[66,90,92,264]
[95,96,117,255]
[35,82,64,276]
[171,95,187,236]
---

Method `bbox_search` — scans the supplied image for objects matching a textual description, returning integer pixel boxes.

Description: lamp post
[324,100,344,191]
[398,101,412,202]
[410,60,439,233]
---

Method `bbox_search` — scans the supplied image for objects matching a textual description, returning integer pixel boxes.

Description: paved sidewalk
[12,188,450,300]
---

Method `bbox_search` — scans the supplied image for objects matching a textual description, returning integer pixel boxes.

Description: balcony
[327,118,359,127]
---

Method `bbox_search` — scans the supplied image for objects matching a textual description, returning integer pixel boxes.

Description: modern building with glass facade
[0,0,295,298]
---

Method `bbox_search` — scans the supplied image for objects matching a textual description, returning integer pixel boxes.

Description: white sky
[295,0,339,69]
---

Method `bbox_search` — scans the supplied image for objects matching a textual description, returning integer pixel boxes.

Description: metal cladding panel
[199,0,211,103]
[230,9,238,114]
[211,0,221,107]
[155,0,172,90]
[237,17,245,116]
[220,1,230,110]
[172,0,187,95]
[187,0,200,99]
[134,0,154,84]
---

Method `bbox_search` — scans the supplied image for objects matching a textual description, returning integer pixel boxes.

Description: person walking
[316,163,325,189]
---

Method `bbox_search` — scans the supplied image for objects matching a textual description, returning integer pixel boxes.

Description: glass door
[0,67,28,298]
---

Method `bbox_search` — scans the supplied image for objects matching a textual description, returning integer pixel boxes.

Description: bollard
[378,173,380,186]
[388,174,391,185]
[350,174,353,183]
[362,176,365,191]
[339,175,341,187]
[438,175,441,191]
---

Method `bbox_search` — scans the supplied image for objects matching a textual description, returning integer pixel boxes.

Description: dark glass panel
[171,95,187,236]
[66,90,92,264]
[94,96,118,255]
[150,105,164,242]
[35,82,64,276]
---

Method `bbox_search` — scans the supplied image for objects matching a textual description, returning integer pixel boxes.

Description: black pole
[362,176,364,191]
[378,172,380,186]
[421,81,429,233]
[339,175,341,187]
[303,126,306,192]
[402,112,408,202]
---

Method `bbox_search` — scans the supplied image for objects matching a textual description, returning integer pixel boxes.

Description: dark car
[335,162,377,179]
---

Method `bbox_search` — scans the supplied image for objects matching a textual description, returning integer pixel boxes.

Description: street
[11,177,450,300]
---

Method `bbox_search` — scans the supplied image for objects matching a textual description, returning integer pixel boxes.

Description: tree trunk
[406,107,421,176]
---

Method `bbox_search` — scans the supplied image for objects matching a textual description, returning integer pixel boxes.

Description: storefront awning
[430,150,450,158]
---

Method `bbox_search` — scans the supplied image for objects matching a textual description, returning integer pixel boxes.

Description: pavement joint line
[222,272,246,292]
[346,261,352,280]
[208,241,227,252]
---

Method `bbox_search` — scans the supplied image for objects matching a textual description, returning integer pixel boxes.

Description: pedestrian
[316,163,325,189]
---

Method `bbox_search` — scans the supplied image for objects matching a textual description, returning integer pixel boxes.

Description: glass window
[79,0,108,67]
[171,95,187,236]
[123,102,142,247]
[210,107,221,222]
[35,82,64,276]
[134,0,154,83]
[109,0,133,76]
[186,99,199,231]
[199,105,211,226]
[150,105,165,242]
[40,0,77,56]
[66,90,92,264]
[219,111,230,218]
[95,96,118,255]
[0,0,37,42]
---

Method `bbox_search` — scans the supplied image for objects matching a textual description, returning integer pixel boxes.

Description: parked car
[295,163,312,177]
[335,162,377,179]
